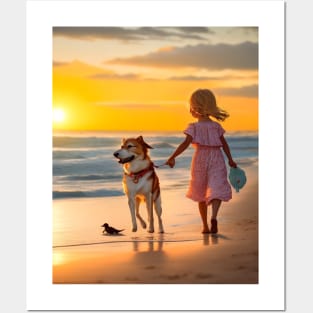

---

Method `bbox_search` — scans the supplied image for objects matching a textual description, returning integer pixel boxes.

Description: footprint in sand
[236,265,246,270]
[195,273,213,279]
[144,265,156,270]
[161,273,188,280]
[124,276,140,282]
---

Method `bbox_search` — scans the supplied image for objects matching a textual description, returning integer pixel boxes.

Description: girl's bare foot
[202,227,210,234]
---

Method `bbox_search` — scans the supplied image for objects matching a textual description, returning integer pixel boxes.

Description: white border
[26,0,285,310]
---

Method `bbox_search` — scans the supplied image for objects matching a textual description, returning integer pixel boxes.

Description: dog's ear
[137,136,153,149]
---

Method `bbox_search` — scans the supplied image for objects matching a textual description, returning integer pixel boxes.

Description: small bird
[101,223,124,235]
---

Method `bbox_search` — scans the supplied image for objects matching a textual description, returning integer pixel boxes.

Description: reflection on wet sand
[53,230,257,284]
[131,234,167,266]
[202,233,230,246]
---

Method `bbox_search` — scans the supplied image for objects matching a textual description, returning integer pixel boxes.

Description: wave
[150,142,175,149]
[58,174,121,182]
[53,158,121,176]
[52,133,258,198]
[53,189,124,199]
[237,157,259,166]
[53,136,120,149]
[53,148,112,161]
[53,150,87,160]
[227,131,258,138]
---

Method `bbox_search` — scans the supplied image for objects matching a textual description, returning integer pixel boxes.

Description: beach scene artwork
[52,26,258,284]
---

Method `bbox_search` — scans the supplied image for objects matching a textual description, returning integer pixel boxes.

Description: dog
[101,223,124,235]
[113,136,164,233]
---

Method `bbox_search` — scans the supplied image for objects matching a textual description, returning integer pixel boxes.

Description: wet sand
[53,168,258,284]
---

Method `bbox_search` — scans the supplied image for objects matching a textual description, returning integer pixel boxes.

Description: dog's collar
[124,163,154,184]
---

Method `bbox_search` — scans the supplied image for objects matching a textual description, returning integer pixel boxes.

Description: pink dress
[184,120,232,204]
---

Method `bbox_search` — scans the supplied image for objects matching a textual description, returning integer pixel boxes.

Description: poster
[27,1,285,310]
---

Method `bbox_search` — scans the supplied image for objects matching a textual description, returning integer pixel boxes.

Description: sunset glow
[53,108,66,123]
[53,27,258,132]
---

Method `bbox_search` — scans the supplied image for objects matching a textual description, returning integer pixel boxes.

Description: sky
[53,27,258,132]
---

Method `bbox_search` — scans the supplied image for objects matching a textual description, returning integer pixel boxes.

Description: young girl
[166,89,237,234]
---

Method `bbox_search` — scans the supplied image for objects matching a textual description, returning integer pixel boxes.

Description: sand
[53,166,258,284]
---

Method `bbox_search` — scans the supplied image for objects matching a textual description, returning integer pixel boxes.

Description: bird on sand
[101,223,124,235]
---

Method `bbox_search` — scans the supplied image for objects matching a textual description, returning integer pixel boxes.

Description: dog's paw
[140,221,147,229]
[148,228,154,233]
[132,227,137,232]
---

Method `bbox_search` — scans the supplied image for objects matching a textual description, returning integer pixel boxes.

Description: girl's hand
[229,159,237,168]
[166,157,176,168]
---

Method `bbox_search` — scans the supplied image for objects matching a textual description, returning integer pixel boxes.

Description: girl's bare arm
[166,134,193,168]
[220,135,237,168]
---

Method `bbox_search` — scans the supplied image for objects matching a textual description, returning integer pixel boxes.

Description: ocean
[53,131,258,200]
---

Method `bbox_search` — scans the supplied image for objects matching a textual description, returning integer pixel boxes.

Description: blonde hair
[189,89,229,121]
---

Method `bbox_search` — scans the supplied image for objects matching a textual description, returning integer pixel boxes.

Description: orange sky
[53,27,258,132]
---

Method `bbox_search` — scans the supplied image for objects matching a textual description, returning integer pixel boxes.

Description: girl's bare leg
[198,201,210,233]
[211,199,221,219]
[211,199,222,233]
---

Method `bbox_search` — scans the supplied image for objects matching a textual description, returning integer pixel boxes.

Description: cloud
[168,73,258,81]
[168,75,212,81]
[236,27,258,35]
[88,73,141,80]
[217,84,258,98]
[53,27,213,41]
[107,41,258,70]
[53,59,258,98]
[95,100,184,109]
[53,61,70,67]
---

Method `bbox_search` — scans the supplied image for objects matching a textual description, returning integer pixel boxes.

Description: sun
[53,108,66,123]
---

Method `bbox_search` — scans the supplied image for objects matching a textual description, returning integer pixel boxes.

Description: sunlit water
[53,131,258,248]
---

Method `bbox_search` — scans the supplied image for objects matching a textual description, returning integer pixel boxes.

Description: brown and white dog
[113,136,164,233]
